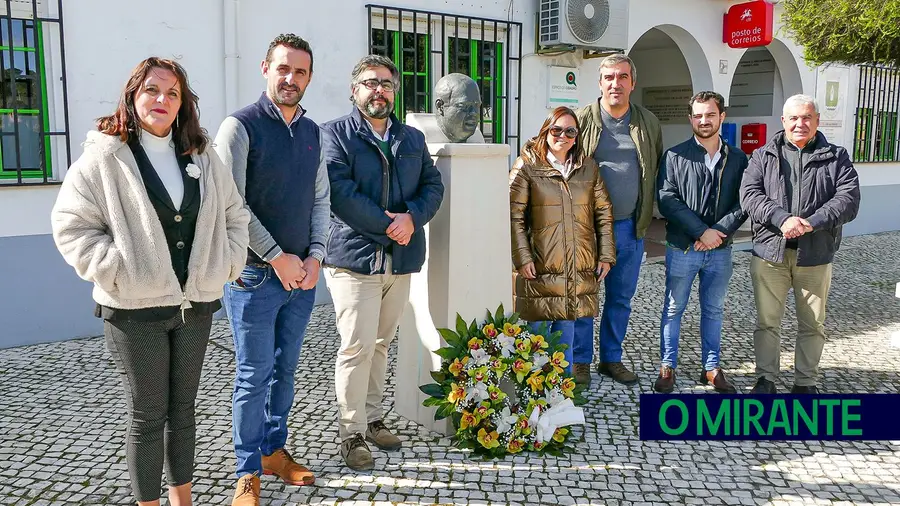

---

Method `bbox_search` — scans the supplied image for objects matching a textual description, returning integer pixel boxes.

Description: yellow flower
[545,371,561,387]
[477,428,500,449]
[506,439,525,453]
[550,351,569,374]
[516,415,532,435]
[448,383,466,404]
[482,324,498,338]
[490,359,508,375]
[448,357,467,377]
[552,427,569,443]
[561,377,576,397]
[503,322,521,336]
[467,337,483,350]
[531,441,545,451]
[512,359,532,382]
[527,373,545,394]
[460,410,478,430]
[474,401,494,420]
[530,334,548,352]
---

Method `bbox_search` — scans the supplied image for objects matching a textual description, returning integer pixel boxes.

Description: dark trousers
[104,310,212,502]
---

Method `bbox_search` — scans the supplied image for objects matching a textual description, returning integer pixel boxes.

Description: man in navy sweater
[321,55,444,471]
[215,34,330,506]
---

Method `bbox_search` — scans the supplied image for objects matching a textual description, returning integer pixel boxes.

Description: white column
[395,142,513,434]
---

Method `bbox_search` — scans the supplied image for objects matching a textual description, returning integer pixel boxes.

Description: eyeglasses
[357,78,396,92]
[549,126,578,139]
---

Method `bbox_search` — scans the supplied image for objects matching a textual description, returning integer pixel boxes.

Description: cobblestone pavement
[3,232,900,506]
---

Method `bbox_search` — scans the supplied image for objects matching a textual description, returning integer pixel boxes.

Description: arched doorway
[727,38,804,142]
[628,24,714,150]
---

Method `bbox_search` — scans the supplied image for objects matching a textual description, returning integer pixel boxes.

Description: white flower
[532,352,550,370]
[545,389,566,406]
[498,334,516,358]
[185,163,201,179]
[470,347,491,366]
[465,382,489,404]
[495,406,519,434]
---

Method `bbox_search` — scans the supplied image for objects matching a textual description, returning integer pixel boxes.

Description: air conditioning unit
[538,0,629,51]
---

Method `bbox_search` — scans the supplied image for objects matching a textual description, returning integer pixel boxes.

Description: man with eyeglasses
[574,53,663,387]
[654,91,748,394]
[320,54,444,471]
[215,34,329,506]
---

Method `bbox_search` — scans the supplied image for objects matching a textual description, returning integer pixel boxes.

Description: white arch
[628,24,715,93]
[731,38,805,104]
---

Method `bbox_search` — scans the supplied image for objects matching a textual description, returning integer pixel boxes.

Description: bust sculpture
[434,73,482,143]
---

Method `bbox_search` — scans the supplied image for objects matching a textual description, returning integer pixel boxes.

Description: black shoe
[653,366,676,393]
[750,377,777,394]
[791,385,819,394]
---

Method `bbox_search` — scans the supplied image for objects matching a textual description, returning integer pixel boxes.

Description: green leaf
[434,347,459,361]
[434,403,454,421]
[455,314,469,338]
[494,304,505,324]
[469,318,478,336]
[508,312,520,324]
[419,383,446,398]
[423,397,444,407]
[430,370,447,383]
[438,328,462,348]
[573,396,588,406]
[451,411,462,429]
[485,309,495,326]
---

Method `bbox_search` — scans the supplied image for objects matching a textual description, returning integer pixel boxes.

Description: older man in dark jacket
[740,94,860,395]
[655,91,748,394]
[321,55,444,471]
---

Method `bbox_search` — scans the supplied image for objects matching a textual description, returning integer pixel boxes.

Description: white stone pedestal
[893,282,900,348]
[395,142,513,434]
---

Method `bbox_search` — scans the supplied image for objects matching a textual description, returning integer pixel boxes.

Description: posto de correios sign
[722,0,774,48]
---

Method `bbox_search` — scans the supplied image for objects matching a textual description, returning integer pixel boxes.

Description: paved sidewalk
[3,232,900,506]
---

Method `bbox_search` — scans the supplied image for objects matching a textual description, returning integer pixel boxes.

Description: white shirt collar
[364,117,392,142]
[695,136,723,173]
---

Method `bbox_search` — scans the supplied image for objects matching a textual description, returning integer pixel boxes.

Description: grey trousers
[104,310,212,502]
[750,250,832,386]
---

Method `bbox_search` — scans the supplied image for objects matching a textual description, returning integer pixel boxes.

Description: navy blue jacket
[320,107,444,275]
[657,137,748,250]
[740,131,860,266]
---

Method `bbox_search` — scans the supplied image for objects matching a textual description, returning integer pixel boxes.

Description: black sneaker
[750,377,777,394]
[791,385,819,394]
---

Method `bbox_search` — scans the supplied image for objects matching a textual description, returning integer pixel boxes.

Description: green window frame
[448,37,504,143]
[853,107,873,162]
[0,16,51,180]
[370,28,431,123]
[874,111,898,161]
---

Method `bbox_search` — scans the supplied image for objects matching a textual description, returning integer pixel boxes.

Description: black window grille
[0,0,70,186]
[853,64,899,163]
[366,4,522,151]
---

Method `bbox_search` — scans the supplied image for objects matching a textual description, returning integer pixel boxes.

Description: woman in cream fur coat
[51,57,249,506]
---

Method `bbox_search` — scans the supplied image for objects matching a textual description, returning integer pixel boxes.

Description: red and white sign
[740,123,767,155]
[723,0,774,48]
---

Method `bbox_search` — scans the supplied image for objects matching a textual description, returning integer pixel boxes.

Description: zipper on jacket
[367,135,391,275]
[179,292,191,323]
[713,149,728,223]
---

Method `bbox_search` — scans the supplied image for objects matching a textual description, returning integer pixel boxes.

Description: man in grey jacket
[740,94,860,395]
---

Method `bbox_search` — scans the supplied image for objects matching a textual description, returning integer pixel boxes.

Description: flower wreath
[419,304,588,457]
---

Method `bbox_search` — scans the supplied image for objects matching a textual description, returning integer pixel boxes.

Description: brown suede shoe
[597,361,639,385]
[262,448,315,486]
[231,473,260,506]
[699,368,737,394]
[653,365,676,393]
[572,363,592,386]
[366,420,402,451]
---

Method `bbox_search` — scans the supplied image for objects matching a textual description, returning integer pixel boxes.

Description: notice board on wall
[642,85,694,124]
[729,49,776,117]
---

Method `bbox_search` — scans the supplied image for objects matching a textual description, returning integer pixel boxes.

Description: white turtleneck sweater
[140,129,184,209]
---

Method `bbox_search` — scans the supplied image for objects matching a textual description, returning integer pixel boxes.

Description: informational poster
[641,85,694,124]
[729,49,776,117]
[816,65,850,145]
[547,66,580,109]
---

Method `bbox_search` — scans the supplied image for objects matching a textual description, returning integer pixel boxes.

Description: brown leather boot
[231,473,260,506]
[262,448,315,486]
[572,363,592,386]
[653,365,676,393]
[597,361,639,385]
[699,368,737,394]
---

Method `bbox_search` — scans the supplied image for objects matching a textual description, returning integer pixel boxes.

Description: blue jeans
[530,317,594,374]
[660,245,733,370]
[597,218,644,363]
[223,263,316,478]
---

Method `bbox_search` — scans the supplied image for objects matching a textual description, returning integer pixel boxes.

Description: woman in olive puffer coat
[509,106,616,375]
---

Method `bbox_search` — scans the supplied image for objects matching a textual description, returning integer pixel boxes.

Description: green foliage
[782,0,900,66]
